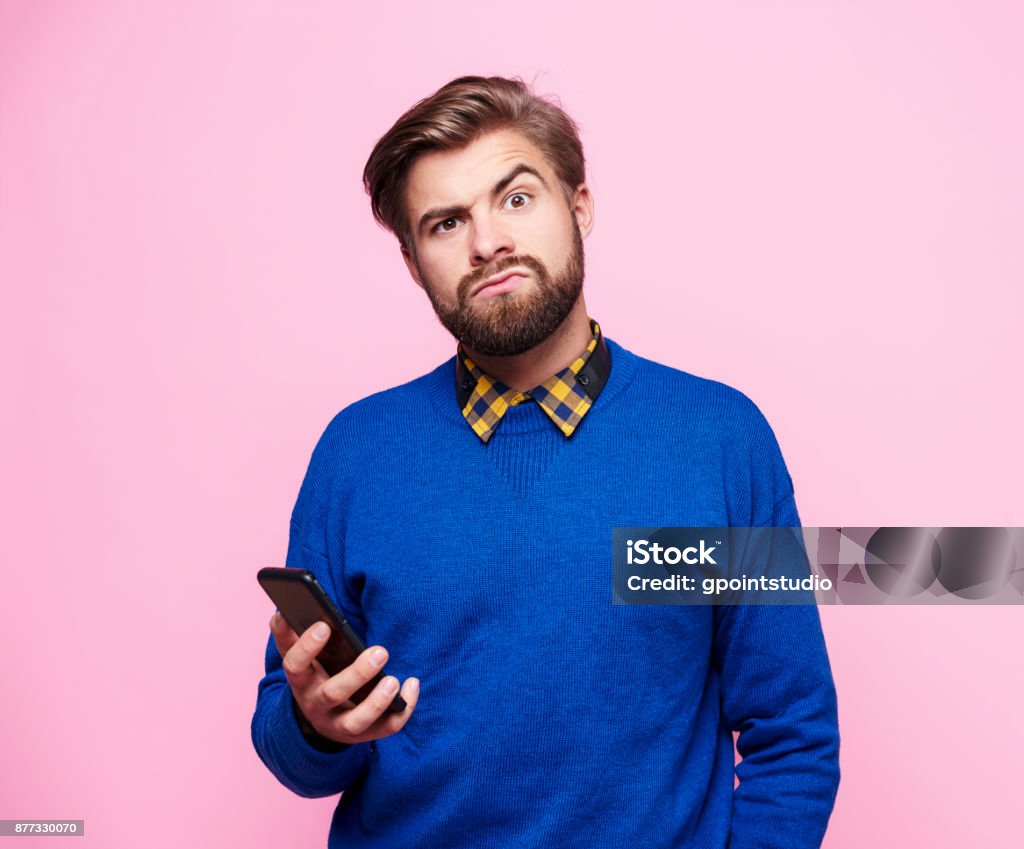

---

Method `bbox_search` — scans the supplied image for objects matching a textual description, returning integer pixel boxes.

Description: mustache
[457,255,548,301]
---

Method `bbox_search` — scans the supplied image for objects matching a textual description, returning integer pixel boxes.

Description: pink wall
[2,1,1021,846]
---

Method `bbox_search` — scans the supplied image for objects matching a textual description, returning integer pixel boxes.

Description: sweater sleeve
[250,420,373,798]
[713,404,841,849]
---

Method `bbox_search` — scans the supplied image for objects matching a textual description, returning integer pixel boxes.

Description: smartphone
[257,566,407,714]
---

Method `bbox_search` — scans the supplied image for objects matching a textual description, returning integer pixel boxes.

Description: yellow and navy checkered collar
[454,319,611,444]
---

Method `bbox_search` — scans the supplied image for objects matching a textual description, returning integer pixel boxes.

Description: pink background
[2,1,1021,846]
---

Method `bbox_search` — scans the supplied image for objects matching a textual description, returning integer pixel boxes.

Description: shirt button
[578,373,591,386]
[461,379,472,391]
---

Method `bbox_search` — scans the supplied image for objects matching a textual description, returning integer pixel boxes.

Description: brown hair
[362,75,586,254]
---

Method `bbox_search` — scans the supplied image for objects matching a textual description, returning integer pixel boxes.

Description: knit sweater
[251,337,841,849]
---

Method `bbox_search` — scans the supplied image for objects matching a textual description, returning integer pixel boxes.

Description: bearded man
[251,75,841,849]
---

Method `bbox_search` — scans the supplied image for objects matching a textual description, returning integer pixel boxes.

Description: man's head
[362,76,594,356]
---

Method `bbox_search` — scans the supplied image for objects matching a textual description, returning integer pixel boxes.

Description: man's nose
[469,214,514,267]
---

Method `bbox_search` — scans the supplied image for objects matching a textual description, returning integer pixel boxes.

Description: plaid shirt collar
[454,319,611,444]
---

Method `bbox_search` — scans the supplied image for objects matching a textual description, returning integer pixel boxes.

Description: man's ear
[401,243,425,290]
[571,183,595,240]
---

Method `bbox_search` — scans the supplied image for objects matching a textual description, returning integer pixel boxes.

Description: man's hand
[269,611,420,745]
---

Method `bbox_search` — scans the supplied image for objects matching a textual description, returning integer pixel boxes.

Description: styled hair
[362,75,586,254]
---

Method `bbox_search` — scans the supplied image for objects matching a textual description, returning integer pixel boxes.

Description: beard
[416,217,585,357]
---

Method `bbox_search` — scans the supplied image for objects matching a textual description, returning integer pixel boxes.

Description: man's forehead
[404,129,554,213]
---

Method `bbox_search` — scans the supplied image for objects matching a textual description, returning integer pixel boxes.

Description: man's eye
[433,218,459,233]
[503,193,531,210]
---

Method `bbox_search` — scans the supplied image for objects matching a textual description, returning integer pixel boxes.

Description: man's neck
[462,297,593,392]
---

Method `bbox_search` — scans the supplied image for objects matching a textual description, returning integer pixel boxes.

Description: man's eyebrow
[492,163,548,196]
[416,163,550,236]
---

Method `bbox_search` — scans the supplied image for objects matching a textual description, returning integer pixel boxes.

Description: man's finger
[318,646,390,709]
[352,676,421,742]
[280,620,332,693]
[268,611,298,658]
[369,676,420,736]
[331,676,419,742]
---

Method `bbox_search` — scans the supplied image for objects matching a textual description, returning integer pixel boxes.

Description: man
[251,75,840,849]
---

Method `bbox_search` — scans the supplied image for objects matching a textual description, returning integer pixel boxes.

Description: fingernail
[409,678,420,695]
[312,623,329,639]
[382,676,399,695]
[370,647,387,667]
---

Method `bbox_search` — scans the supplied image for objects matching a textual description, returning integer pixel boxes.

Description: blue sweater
[251,337,841,849]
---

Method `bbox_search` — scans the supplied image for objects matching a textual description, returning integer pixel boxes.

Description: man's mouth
[472,270,529,299]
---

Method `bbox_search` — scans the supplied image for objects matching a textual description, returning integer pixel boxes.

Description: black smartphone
[257,566,407,714]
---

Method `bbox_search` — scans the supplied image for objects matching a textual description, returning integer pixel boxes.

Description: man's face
[401,128,593,356]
